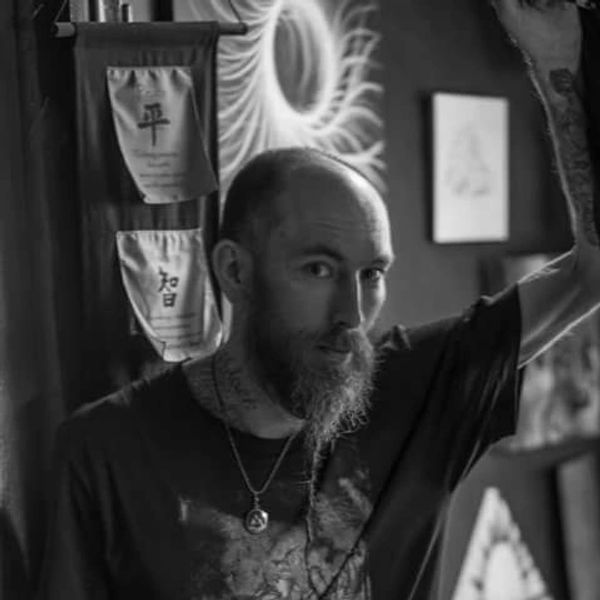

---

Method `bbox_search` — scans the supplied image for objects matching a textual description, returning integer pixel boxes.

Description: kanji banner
[116,228,222,362]
[107,66,216,204]
[73,23,221,399]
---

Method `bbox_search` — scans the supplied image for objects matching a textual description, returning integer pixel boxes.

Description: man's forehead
[287,234,395,265]
[260,159,393,257]
[277,213,391,242]
[273,206,394,264]
[277,166,387,224]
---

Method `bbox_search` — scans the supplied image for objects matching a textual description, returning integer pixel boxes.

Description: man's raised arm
[493,0,600,366]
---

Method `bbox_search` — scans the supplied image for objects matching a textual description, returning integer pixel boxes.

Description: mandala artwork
[175,0,385,195]
[452,488,552,600]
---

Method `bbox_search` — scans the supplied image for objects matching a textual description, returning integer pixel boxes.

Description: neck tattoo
[211,353,299,534]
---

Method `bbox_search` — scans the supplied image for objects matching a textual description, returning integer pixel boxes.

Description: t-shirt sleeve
[36,419,111,600]
[432,285,522,487]
[372,285,522,492]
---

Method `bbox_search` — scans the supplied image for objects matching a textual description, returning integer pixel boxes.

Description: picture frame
[432,93,509,244]
[558,454,600,600]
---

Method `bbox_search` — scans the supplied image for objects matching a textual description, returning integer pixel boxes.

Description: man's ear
[211,239,253,303]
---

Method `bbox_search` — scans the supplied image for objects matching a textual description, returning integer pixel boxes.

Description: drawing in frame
[432,93,509,244]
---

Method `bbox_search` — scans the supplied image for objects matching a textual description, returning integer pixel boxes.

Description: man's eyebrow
[296,244,345,262]
[296,244,395,266]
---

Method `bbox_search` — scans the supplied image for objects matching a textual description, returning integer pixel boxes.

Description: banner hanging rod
[52,21,248,38]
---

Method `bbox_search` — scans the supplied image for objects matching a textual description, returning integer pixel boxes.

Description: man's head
[213,147,394,450]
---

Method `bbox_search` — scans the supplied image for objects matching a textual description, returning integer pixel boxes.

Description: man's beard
[245,279,379,455]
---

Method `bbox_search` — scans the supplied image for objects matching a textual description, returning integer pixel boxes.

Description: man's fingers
[489,0,582,69]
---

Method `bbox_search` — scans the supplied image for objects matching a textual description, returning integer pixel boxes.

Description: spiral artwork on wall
[179,0,385,194]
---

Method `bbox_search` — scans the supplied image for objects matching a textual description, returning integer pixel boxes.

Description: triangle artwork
[452,487,553,600]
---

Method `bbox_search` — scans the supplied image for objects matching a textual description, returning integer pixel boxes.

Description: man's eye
[363,268,385,283]
[305,262,333,278]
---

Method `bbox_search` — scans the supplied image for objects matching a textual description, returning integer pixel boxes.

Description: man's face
[243,165,394,451]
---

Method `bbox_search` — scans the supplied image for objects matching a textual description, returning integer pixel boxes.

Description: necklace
[211,354,299,534]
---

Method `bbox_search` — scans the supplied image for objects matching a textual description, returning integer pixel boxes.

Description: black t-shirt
[37,287,521,600]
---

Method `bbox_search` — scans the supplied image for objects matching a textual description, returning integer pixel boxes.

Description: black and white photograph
[2,1,600,599]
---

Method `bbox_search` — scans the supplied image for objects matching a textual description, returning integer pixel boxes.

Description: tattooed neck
[183,347,303,438]
[215,347,264,412]
[182,349,261,430]
[542,67,599,247]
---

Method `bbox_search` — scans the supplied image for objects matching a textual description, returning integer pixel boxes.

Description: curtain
[1,4,221,598]
[1,0,91,596]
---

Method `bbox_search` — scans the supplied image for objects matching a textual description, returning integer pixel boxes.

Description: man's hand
[492,0,582,72]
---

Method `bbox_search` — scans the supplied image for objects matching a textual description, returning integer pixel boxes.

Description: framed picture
[558,454,600,600]
[432,93,509,244]
[452,488,552,600]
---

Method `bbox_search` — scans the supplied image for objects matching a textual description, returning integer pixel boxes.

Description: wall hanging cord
[52,20,247,38]
[226,0,243,26]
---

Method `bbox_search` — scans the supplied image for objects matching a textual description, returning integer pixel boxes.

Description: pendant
[245,498,269,534]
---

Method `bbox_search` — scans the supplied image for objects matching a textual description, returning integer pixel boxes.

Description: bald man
[38,2,600,599]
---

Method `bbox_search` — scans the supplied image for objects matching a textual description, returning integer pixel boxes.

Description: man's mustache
[316,326,371,354]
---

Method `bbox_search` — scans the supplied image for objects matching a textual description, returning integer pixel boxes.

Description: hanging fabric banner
[107,66,217,204]
[116,228,222,362]
[73,23,221,400]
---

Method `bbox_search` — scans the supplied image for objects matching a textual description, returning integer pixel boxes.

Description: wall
[377,0,571,331]
[377,1,574,598]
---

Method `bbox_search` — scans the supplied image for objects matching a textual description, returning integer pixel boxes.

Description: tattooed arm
[536,65,598,246]
[493,0,600,365]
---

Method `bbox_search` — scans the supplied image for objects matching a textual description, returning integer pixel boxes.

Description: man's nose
[333,274,364,329]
